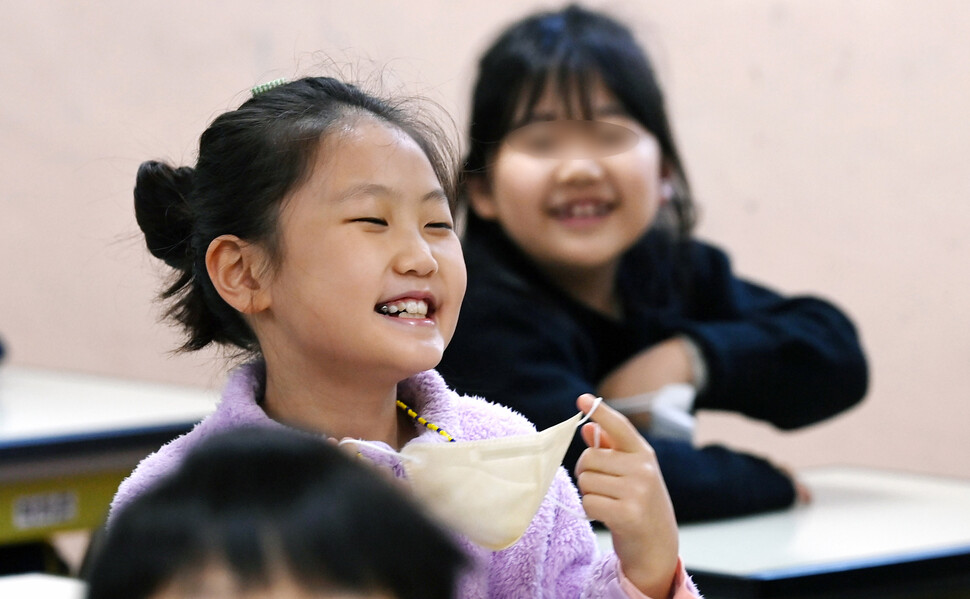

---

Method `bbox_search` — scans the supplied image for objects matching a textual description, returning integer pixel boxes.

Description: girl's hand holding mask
[575,393,679,598]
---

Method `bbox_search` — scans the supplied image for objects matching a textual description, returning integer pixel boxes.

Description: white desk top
[0,366,218,445]
[597,466,970,578]
[0,573,85,598]
[0,367,217,539]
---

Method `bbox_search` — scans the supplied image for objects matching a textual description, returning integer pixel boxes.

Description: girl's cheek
[435,239,467,281]
[497,153,554,181]
[610,150,663,183]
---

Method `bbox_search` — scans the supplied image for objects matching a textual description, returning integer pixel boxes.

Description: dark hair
[135,76,457,353]
[463,4,695,241]
[85,428,466,599]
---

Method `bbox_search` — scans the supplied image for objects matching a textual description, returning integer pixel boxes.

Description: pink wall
[2,1,968,478]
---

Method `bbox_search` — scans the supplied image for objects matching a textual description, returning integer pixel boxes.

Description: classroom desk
[0,573,85,598]
[597,466,970,598]
[0,366,218,545]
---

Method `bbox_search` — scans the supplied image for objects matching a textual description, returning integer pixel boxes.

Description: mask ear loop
[577,396,604,448]
[553,396,605,522]
[338,438,420,464]
[344,397,603,457]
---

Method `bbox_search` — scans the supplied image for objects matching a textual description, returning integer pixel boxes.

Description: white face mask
[341,400,600,551]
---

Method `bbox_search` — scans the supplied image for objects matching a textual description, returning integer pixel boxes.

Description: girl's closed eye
[507,123,561,157]
[426,220,454,231]
[424,202,456,232]
[351,216,388,226]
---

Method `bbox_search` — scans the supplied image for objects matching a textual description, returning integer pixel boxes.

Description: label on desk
[1,471,127,543]
[13,490,78,530]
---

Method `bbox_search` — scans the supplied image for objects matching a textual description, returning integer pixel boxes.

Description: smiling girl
[437,5,868,522]
[111,76,701,598]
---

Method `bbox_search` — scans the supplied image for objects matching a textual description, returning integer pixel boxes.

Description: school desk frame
[0,366,217,544]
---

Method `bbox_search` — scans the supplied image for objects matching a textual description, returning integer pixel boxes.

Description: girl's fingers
[576,441,648,477]
[577,393,649,454]
[576,395,680,596]
[577,450,659,506]
[576,469,629,500]
[581,493,620,523]
[580,421,608,450]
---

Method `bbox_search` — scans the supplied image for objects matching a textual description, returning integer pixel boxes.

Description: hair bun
[134,161,196,269]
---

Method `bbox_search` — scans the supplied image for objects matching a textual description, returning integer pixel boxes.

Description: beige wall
[2,1,968,478]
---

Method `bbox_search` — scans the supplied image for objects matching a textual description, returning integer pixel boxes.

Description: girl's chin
[397,347,446,377]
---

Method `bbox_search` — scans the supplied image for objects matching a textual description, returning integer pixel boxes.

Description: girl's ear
[660,161,677,204]
[466,175,499,220]
[205,235,272,315]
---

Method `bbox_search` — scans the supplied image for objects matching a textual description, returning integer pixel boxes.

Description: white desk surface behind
[597,466,970,577]
[0,366,219,444]
[0,574,85,598]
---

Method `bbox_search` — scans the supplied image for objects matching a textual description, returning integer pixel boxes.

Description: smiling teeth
[379,300,429,318]
[557,201,610,218]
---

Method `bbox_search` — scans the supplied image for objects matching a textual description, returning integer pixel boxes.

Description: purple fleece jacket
[111,363,700,599]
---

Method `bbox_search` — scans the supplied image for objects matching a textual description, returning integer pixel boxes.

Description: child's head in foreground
[85,428,466,599]
[463,4,696,266]
[136,76,464,380]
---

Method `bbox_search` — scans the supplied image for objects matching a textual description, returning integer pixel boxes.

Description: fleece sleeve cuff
[616,557,702,599]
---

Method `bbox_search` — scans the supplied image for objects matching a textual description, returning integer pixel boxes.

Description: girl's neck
[543,261,623,319]
[259,356,415,450]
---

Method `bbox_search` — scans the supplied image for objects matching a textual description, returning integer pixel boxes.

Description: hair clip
[251,78,288,97]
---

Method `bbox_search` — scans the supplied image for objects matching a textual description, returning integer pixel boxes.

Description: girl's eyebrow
[511,111,557,129]
[337,183,447,204]
[595,104,628,118]
[513,103,628,129]
[523,111,558,123]
[421,188,450,205]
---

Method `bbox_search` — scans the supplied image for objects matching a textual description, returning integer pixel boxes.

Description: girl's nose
[555,156,605,185]
[394,233,438,277]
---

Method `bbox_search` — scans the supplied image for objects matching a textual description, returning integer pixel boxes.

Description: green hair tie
[251,78,287,96]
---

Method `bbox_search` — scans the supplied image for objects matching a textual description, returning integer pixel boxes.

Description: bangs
[510,59,602,130]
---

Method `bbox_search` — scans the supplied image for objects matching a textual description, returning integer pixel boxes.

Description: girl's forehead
[286,118,443,210]
[314,119,422,176]
[152,562,396,599]
[324,115,412,151]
